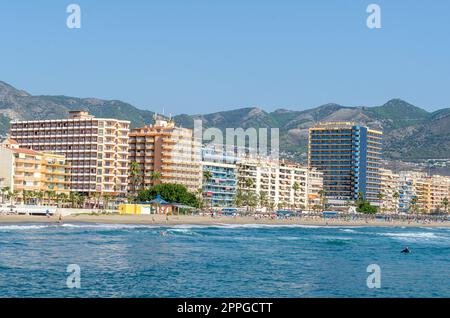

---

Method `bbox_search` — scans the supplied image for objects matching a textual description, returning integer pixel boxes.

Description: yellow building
[414,175,450,213]
[0,139,70,203]
[128,115,202,193]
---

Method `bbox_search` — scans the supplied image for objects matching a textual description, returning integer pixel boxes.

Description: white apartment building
[379,168,401,213]
[237,159,323,210]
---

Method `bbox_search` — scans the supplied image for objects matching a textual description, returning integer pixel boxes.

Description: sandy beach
[0,213,449,228]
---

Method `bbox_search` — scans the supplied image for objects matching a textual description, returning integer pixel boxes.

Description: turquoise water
[0,223,449,298]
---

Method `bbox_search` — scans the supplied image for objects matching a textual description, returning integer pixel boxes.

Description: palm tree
[442,197,449,214]
[259,191,268,210]
[149,171,162,186]
[203,171,213,183]
[409,196,419,214]
[103,194,111,210]
[22,190,29,205]
[292,182,300,209]
[56,193,68,208]
[129,161,142,199]
[318,189,327,212]
[47,190,56,205]
[377,192,384,214]
[69,192,79,208]
[196,188,204,209]
[244,178,255,189]
[1,186,10,204]
[77,194,86,209]
[9,190,20,205]
[35,191,45,206]
[235,190,244,208]
[203,171,213,210]
[393,192,400,213]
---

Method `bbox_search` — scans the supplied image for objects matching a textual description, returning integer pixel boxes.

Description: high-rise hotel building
[9,111,130,195]
[128,116,202,193]
[308,122,383,205]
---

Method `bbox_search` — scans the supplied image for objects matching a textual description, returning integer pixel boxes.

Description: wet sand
[0,214,448,227]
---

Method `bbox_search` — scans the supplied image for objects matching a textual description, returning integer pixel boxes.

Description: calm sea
[0,223,449,297]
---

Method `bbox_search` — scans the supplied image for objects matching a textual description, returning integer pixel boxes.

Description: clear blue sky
[1,0,449,114]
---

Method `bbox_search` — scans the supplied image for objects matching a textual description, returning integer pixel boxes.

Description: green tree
[259,191,268,210]
[235,190,245,208]
[393,192,400,213]
[318,189,327,212]
[356,200,378,214]
[292,182,300,209]
[442,197,448,214]
[129,161,142,200]
[103,194,111,210]
[202,171,213,210]
[409,196,419,214]
[69,192,79,208]
[356,192,378,214]
[203,171,213,183]
[377,192,384,214]
[149,171,162,185]
[56,193,68,207]
[1,186,10,204]
[138,183,200,208]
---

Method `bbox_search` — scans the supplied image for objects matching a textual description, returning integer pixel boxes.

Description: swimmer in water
[401,247,411,254]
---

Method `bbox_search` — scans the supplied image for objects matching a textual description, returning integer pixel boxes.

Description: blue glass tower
[308,122,383,206]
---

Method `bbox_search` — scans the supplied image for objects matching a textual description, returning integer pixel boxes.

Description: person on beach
[58,214,63,224]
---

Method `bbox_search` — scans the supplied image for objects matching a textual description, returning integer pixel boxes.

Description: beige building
[128,116,202,193]
[0,139,70,203]
[379,168,401,213]
[381,170,450,214]
[9,111,130,196]
[414,175,450,213]
[237,158,323,210]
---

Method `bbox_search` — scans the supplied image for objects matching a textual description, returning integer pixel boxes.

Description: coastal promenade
[0,213,448,228]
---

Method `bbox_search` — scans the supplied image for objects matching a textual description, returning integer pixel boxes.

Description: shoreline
[0,214,449,228]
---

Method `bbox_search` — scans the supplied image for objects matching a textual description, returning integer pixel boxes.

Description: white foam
[379,232,436,238]
[376,232,449,242]
[214,223,325,229]
[60,223,158,230]
[0,224,49,231]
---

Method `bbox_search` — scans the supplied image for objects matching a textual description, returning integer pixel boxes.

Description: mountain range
[1,80,450,160]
